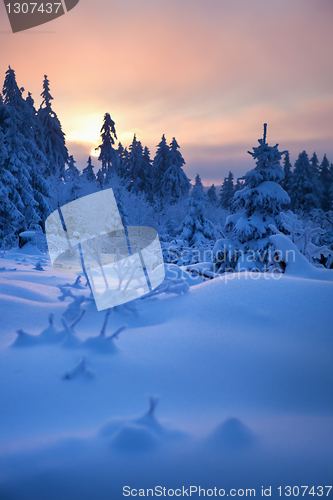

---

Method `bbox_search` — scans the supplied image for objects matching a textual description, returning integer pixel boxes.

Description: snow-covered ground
[0,244,333,499]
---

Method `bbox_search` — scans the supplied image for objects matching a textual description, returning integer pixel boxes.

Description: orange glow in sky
[1,0,333,184]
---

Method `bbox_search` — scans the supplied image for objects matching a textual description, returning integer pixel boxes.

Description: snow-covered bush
[301,209,333,267]
[279,211,332,268]
[212,238,240,273]
[162,238,215,266]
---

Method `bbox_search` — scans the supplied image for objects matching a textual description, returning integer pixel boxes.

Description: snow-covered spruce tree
[0,124,24,244]
[226,124,290,268]
[319,154,332,212]
[192,173,205,200]
[82,156,96,183]
[152,134,170,199]
[290,151,323,212]
[26,91,47,161]
[116,142,129,178]
[126,134,142,192]
[281,151,292,194]
[1,67,39,234]
[79,157,98,197]
[163,138,190,203]
[142,146,154,201]
[96,168,105,189]
[96,113,118,177]
[310,151,320,176]
[207,184,218,205]
[125,135,152,195]
[177,174,217,246]
[22,91,52,227]
[65,155,81,201]
[38,75,68,179]
[220,171,235,209]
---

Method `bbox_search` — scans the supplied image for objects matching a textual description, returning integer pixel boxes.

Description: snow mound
[38,314,66,344]
[8,242,43,256]
[110,423,158,452]
[165,263,203,286]
[206,417,257,450]
[0,266,17,272]
[61,330,82,349]
[63,357,94,381]
[83,334,118,354]
[100,398,187,448]
[83,325,126,354]
[270,234,333,281]
[11,329,40,347]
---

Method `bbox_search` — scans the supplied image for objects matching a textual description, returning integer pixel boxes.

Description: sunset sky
[1,0,333,185]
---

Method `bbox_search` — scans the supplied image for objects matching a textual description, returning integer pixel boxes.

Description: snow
[234,181,290,207]
[0,248,332,498]
[18,231,35,238]
[270,234,333,281]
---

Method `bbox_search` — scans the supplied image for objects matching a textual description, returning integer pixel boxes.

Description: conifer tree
[191,174,205,200]
[125,134,144,193]
[152,134,170,199]
[219,171,235,209]
[117,142,128,178]
[65,155,81,201]
[65,155,80,180]
[281,151,292,194]
[142,145,153,199]
[38,75,68,179]
[82,156,96,183]
[163,137,190,202]
[25,91,46,157]
[96,169,105,189]
[290,151,323,212]
[310,152,320,177]
[319,154,332,212]
[207,184,218,205]
[177,173,216,246]
[96,113,118,175]
[22,91,51,225]
[1,67,39,231]
[227,124,290,257]
[0,125,23,241]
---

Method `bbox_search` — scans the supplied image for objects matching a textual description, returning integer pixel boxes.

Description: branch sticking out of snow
[100,308,112,337]
[109,324,127,341]
[147,396,160,416]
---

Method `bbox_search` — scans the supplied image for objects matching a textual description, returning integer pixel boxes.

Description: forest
[1,66,333,274]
